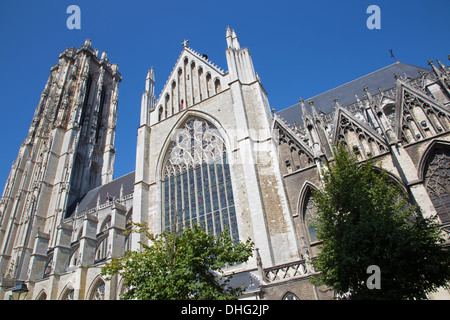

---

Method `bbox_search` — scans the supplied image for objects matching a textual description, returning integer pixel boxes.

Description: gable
[331,106,389,159]
[154,47,226,122]
[274,118,315,175]
[395,81,450,144]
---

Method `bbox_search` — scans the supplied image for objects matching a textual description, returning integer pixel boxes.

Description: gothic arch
[197,66,204,99]
[75,226,83,241]
[95,217,110,263]
[72,153,84,190]
[417,139,450,181]
[418,140,450,224]
[156,110,233,182]
[87,276,106,300]
[296,181,320,218]
[382,102,396,128]
[66,244,80,271]
[99,215,112,233]
[214,77,221,94]
[117,276,127,300]
[35,289,47,300]
[369,165,414,204]
[296,182,319,246]
[89,161,100,188]
[125,208,133,226]
[59,282,75,300]
[282,291,300,300]
[205,72,212,97]
[158,113,238,240]
[164,93,170,118]
[158,105,163,121]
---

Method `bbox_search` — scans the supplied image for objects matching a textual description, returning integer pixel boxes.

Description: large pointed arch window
[89,279,106,300]
[424,146,450,225]
[302,190,318,244]
[162,118,239,241]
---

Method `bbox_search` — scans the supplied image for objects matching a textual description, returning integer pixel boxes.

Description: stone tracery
[162,118,238,241]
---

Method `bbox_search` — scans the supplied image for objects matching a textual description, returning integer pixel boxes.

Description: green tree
[310,144,450,300]
[101,223,254,300]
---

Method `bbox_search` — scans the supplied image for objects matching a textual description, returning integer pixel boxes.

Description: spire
[435,59,448,76]
[429,59,448,79]
[226,26,240,49]
[299,98,310,118]
[428,59,441,76]
[333,97,342,109]
[309,100,319,118]
[120,183,124,199]
[141,66,156,126]
[231,29,240,49]
[145,66,155,91]
[354,93,364,109]
[226,26,233,48]
[363,86,373,104]
[147,66,155,81]
[225,27,256,83]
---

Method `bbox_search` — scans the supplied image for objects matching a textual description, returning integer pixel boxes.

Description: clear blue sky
[0,0,449,187]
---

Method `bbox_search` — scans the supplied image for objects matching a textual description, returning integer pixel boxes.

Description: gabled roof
[273,115,315,159]
[277,62,430,126]
[330,104,389,150]
[155,46,225,107]
[66,171,135,217]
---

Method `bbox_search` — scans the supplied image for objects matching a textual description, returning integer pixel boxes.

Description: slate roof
[277,62,430,126]
[66,171,135,217]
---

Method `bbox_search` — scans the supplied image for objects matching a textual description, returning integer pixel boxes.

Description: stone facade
[0,30,449,300]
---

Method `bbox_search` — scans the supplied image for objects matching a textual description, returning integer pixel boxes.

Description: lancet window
[424,147,450,225]
[162,118,239,241]
[90,279,106,300]
[303,192,318,244]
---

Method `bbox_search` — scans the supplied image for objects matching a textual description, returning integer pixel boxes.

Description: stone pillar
[79,214,98,267]
[390,143,437,219]
[52,222,73,275]
[109,202,126,258]
[26,231,50,281]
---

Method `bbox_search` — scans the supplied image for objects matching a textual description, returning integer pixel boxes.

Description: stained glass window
[62,288,74,300]
[303,192,318,243]
[162,119,239,241]
[424,148,450,225]
[95,236,108,263]
[283,292,300,300]
[90,280,106,300]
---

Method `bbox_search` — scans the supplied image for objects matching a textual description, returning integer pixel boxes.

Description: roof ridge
[282,62,428,112]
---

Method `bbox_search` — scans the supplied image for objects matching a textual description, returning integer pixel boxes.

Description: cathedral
[0,28,449,300]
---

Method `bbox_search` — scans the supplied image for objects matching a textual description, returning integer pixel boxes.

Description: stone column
[26,231,50,281]
[52,222,73,275]
[78,213,98,267]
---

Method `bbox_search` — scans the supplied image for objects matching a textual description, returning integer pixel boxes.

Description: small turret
[226,26,233,48]
[141,66,156,126]
[225,27,256,83]
[145,66,155,92]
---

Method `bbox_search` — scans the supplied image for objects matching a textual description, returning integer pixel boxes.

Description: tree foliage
[101,223,254,300]
[310,144,450,299]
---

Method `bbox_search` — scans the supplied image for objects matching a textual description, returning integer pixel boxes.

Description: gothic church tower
[0,40,121,283]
